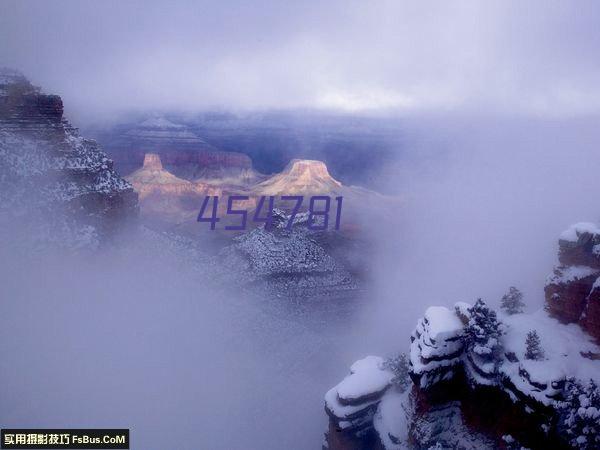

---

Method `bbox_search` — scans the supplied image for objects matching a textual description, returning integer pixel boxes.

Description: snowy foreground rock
[325,224,600,449]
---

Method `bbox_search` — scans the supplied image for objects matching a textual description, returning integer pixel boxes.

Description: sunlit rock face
[95,116,264,185]
[126,153,223,221]
[545,222,600,339]
[127,153,217,198]
[255,159,343,196]
[0,68,137,248]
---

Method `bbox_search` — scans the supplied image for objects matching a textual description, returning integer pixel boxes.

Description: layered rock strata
[0,68,137,247]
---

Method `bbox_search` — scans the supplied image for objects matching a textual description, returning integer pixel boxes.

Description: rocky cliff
[0,68,137,249]
[325,224,600,449]
[545,222,600,340]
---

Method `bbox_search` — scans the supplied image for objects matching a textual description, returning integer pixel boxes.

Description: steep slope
[0,68,137,249]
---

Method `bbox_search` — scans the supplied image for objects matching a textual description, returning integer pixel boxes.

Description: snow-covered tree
[524,330,544,360]
[500,286,525,315]
[559,378,600,449]
[463,299,504,383]
[501,434,524,450]
[427,444,443,450]
[381,354,410,391]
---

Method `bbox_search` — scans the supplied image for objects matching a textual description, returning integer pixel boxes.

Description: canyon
[125,149,387,233]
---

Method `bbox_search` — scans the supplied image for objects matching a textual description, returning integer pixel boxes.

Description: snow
[559,222,600,243]
[324,385,381,420]
[410,306,465,388]
[501,309,600,405]
[502,435,515,444]
[373,389,411,450]
[423,306,464,342]
[454,301,471,318]
[336,356,394,403]
[546,265,598,285]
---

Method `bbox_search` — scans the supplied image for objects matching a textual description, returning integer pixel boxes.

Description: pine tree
[559,378,600,449]
[382,354,410,391]
[524,330,544,360]
[463,299,504,383]
[501,286,525,315]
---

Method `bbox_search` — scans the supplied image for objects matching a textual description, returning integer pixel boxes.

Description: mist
[0,225,372,449]
[2,1,600,448]
[2,0,600,122]
[2,113,600,448]
[363,114,600,355]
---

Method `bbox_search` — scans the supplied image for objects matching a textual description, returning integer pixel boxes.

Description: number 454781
[197,195,343,231]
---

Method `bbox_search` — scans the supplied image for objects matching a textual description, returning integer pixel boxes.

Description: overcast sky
[1,0,600,118]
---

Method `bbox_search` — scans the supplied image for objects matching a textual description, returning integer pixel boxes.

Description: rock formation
[324,223,600,449]
[545,222,600,340]
[125,153,260,223]
[255,159,343,196]
[0,68,137,248]
[93,116,264,184]
[217,209,358,300]
[325,356,396,449]
[127,153,220,199]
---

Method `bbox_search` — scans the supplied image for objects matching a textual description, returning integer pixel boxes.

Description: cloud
[1,0,600,119]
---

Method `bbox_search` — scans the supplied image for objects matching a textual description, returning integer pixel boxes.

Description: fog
[2,0,600,121]
[0,227,369,449]
[2,0,600,448]
[2,115,600,448]
[364,115,600,355]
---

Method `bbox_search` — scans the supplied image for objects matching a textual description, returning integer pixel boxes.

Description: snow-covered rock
[409,401,495,449]
[325,356,395,444]
[217,210,357,299]
[373,389,411,450]
[0,69,137,250]
[546,222,600,339]
[409,305,465,389]
[325,223,600,450]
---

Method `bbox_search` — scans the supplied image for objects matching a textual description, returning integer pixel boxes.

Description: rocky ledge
[325,224,600,449]
[545,222,600,340]
[0,68,137,249]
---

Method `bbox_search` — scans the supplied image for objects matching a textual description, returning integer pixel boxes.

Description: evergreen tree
[559,378,600,449]
[464,299,504,382]
[382,354,410,391]
[501,286,525,315]
[524,330,545,360]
